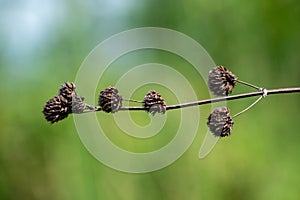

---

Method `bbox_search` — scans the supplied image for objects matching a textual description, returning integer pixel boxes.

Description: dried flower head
[43,82,90,123]
[98,86,122,113]
[143,90,166,115]
[59,82,88,113]
[207,107,234,137]
[59,82,76,101]
[208,66,237,96]
[43,95,71,123]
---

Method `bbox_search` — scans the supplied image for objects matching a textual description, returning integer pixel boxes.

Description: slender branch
[122,98,144,103]
[112,87,300,111]
[232,95,263,118]
[236,79,261,90]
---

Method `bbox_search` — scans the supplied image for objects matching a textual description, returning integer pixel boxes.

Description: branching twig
[89,87,300,112]
[43,67,299,127]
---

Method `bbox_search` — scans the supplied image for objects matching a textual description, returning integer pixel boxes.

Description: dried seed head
[207,107,234,137]
[98,86,122,113]
[143,90,166,115]
[208,66,237,96]
[59,82,76,101]
[59,82,87,114]
[43,95,71,123]
[43,82,89,123]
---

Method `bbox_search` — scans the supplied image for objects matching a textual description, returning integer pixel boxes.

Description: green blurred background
[1,0,300,199]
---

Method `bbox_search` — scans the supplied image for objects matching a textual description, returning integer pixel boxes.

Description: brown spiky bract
[98,86,122,113]
[43,95,70,123]
[208,66,237,96]
[207,107,234,137]
[143,90,166,115]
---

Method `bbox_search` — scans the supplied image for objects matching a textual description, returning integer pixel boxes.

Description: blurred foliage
[0,0,300,199]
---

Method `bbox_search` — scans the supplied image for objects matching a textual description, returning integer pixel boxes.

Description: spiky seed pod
[207,107,234,137]
[98,86,122,113]
[43,95,71,123]
[208,66,237,96]
[59,82,76,101]
[143,90,166,115]
[59,82,87,113]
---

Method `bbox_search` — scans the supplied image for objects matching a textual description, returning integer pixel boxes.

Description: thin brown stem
[80,87,299,113]
[80,104,98,113]
[232,95,263,118]
[113,87,300,111]
[236,79,261,90]
[122,98,144,103]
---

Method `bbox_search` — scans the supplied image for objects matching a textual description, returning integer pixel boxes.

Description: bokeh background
[1,0,300,199]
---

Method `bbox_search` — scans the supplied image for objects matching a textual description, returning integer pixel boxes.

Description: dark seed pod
[43,81,90,123]
[208,66,237,96]
[60,82,88,113]
[207,107,234,137]
[143,90,166,115]
[59,82,76,101]
[98,86,122,113]
[43,95,71,124]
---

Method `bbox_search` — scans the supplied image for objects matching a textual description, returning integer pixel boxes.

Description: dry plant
[43,66,300,137]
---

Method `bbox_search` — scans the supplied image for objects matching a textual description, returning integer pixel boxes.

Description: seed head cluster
[98,86,122,113]
[43,64,262,139]
[208,66,237,96]
[59,82,76,101]
[43,95,70,123]
[207,107,234,137]
[43,82,86,123]
[143,90,166,115]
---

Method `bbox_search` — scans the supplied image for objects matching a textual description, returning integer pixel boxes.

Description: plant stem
[236,79,261,90]
[113,87,300,111]
[122,98,144,103]
[232,95,263,118]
